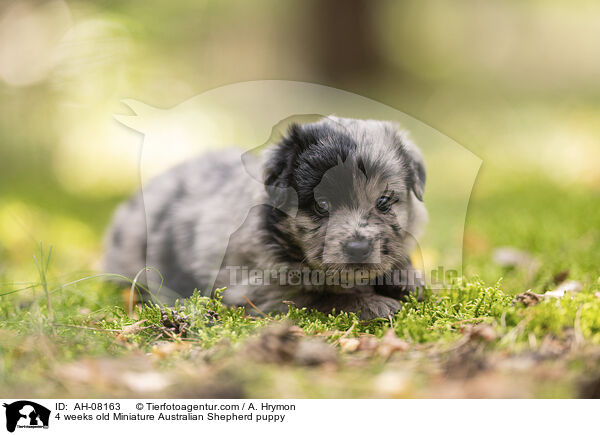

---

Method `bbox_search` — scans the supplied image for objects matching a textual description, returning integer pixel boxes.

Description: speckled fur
[104,117,427,319]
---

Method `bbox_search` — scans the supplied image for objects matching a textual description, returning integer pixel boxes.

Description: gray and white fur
[104,117,427,319]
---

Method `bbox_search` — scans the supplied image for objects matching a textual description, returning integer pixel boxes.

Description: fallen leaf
[464,324,497,342]
[513,291,543,307]
[120,319,148,335]
[244,322,335,366]
[339,338,360,353]
[445,342,489,378]
[293,338,337,366]
[116,319,149,341]
[151,341,192,359]
[544,280,583,299]
[377,329,410,357]
[357,335,379,352]
[245,322,300,363]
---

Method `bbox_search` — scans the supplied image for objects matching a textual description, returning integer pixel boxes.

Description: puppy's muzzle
[343,237,372,262]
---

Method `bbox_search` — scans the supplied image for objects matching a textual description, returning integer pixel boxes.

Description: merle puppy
[104,117,427,319]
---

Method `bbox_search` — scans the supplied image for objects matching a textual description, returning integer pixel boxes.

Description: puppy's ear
[399,137,426,202]
[264,123,312,208]
[408,148,426,201]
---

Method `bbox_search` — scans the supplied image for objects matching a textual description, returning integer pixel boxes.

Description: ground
[1,170,600,399]
[2,0,600,401]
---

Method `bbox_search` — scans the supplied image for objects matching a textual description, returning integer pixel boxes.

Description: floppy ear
[398,135,426,202]
[263,123,312,208]
[408,147,426,201]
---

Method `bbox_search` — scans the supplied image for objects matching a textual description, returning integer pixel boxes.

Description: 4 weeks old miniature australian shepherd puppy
[104,116,427,319]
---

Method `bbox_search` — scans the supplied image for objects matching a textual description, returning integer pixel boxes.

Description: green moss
[1,172,599,397]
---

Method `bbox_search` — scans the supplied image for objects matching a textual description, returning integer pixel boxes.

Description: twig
[242,295,267,317]
[54,322,153,335]
[53,323,122,333]
[450,317,486,327]
[331,322,357,347]
[160,328,180,340]
[340,322,356,339]
[426,317,486,331]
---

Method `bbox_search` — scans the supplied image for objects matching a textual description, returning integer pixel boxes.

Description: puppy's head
[263,117,427,275]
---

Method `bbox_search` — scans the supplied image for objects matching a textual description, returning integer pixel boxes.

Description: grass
[1,171,599,398]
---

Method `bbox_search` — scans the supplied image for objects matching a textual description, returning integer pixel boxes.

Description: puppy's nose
[343,238,372,262]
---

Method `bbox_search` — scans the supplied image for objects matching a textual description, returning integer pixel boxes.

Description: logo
[2,401,50,433]
[115,81,481,299]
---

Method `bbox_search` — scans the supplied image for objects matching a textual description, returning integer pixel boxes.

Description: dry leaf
[357,335,379,352]
[120,319,148,335]
[245,322,337,366]
[377,329,410,357]
[245,322,300,363]
[465,324,497,342]
[293,338,337,366]
[151,341,192,359]
[513,291,543,307]
[339,338,360,353]
[544,280,583,299]
[115,319,149,341]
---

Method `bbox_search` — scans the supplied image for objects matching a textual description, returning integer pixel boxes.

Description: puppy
[104,117,427,319]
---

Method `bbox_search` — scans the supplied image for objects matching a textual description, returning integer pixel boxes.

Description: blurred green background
[0,0,598,287]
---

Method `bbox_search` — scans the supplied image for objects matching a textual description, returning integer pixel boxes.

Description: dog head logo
[2,401,50,433]
[113,80,481,297]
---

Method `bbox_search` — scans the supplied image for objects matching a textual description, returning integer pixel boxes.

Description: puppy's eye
[314,198,330,216]
[376,195,393,213]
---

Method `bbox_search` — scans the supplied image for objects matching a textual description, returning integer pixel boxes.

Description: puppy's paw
[376,281,425,301]
[358,294,402,320]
